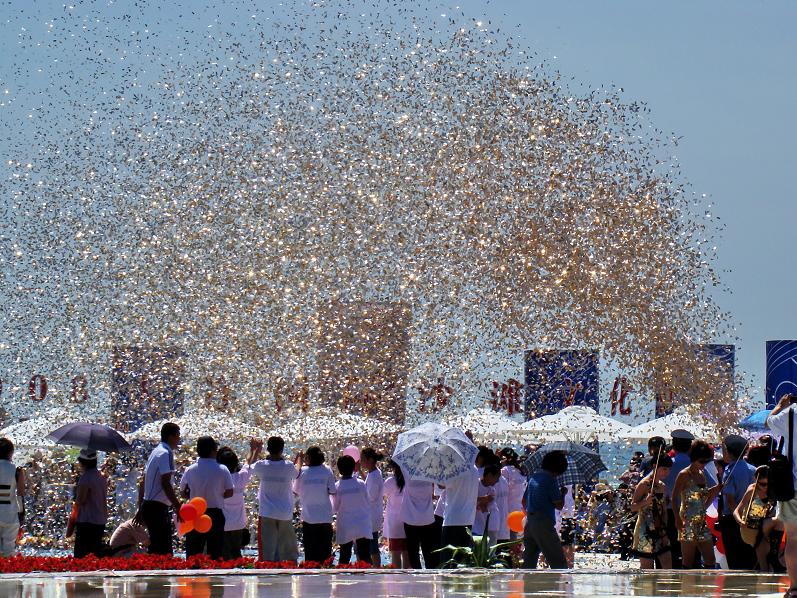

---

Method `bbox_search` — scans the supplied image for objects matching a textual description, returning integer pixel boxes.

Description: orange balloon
[178,519,195,536]
[190,496,208,517]
[507,510,525,534]
[194,514,212,534]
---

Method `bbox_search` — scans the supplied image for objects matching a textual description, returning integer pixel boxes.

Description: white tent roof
[516,405,632,443]
[619,407,719,442]
[279,411,401,443]
[128,411,266,445]
[442,406,521,439]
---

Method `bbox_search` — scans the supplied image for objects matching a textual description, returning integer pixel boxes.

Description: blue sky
[1,1,795,404]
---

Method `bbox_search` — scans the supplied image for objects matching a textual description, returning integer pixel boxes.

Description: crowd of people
[0,418,789,572]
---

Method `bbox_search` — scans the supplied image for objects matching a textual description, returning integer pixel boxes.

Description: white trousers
[0,521,19,556]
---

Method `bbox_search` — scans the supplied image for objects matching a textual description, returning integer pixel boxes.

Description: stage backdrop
[524,349,599,419]
[766,340,797,409]
[111,346,186,432]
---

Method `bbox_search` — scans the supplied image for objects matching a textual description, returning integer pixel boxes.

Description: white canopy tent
[514,405,632,443]
[442,406,521,441]
[619,406,720,442]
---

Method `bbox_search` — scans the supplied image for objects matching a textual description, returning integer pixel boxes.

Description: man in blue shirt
[522,450,568,569]
[720,434,755,569]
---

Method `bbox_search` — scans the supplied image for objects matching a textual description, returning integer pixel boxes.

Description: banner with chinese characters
[524,349,599,418]
[766,340,797,409]
[111,346,186,432]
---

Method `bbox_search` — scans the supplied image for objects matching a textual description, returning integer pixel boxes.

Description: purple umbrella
[47,422,131,453]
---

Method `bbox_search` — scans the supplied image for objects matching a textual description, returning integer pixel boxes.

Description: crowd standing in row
[0,422,787,571]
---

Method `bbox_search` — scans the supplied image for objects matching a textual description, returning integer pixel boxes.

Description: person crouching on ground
[180,436,233,560]
[522,450,569,569]
[334,455,373,565]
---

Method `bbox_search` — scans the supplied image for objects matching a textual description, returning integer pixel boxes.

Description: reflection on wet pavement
[0,571,789,598]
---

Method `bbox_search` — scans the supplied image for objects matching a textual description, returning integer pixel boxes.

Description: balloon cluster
[178,497,211,536]
[0,0,739,427]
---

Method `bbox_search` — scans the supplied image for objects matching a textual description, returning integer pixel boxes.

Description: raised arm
[630,479,653,513]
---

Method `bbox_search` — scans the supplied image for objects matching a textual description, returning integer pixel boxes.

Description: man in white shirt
[136,422,182,555]
[251,436,300,562]
[293,446,336,564]
[362,447,385,566]
[439,464,480,566]
[180,436,233,560]
[768,393,797,594]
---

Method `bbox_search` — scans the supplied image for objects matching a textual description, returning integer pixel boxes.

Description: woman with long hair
[383,460,410,568]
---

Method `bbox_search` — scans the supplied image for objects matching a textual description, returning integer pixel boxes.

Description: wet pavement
[0,571,790,598]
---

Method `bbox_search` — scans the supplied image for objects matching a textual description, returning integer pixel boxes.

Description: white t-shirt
[223,465,252,531]
[383,476,406,539]
[143,442,175,505]
[770,405,797,479]
[365,468,385,532]
[399,479,435,526]
[434,486,447,518]
[501,466,527,513]
[473,481,496,536]
[333,477,373,544]
[180,458,234,510]
[493,476,510,540]
[251,459,299,520]
[442,466,479,527]
[293,465,336,524]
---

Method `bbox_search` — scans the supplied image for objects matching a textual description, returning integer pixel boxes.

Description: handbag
[769,406,796,502]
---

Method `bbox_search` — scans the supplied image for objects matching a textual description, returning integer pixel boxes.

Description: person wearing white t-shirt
[180,436,234,560]
[383,460,409,568]
[334,455,372,564]
[251,436,300,563]
[767,393,797,594]
[217,439,261,560]
[135,422,183,555]
[400,478,439,568]
[362,447,385,566]
[439,464,479,566]
[493,470,510,545]
[293,446,336,564]
[473,466,500,540]
[0,438,25,557]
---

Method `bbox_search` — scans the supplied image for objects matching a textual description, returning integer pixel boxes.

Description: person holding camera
[767,393,797,596]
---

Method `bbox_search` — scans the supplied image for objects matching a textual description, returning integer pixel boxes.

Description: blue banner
[766,340,797,409]
[655,343,735,417]
[111,346,186,432]
[524,349,599,419]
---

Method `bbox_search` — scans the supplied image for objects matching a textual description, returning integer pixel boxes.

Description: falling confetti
[0,0,740,433]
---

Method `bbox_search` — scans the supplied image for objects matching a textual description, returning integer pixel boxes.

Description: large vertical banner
[317,301,410,423]
[524,349,599,419]
[111,346,186,432]
[654,343,735,417]
[766,340,797,409]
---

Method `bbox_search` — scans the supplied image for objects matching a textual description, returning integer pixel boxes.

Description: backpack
[769,406,795,502]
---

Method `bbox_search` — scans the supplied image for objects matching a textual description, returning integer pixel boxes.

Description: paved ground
[0,569,790,598]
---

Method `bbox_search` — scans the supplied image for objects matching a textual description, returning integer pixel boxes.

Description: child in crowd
[293,446,337,565]
[383,460,409,568]
[333,455,373,564]
[362,447,385,566]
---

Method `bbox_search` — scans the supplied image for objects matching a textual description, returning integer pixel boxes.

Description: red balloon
[180,503,198,522]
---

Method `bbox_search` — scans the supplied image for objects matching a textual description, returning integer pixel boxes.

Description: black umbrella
[525,441,607,486]
[47,422,131,453]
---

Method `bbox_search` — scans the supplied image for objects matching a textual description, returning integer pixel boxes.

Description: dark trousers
[339,537,371,564]
[223,529,245,561]
[141,500,173,555]
[186,508,225,560]
[523,518,568,569]
[440,525,472,567]
[74,522,105,558]
[666,508,682,568]
[720,514,756,569]
[404,522,440,569]
[303,522,333,564]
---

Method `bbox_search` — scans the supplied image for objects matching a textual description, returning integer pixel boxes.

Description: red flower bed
[0,554,375,574]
